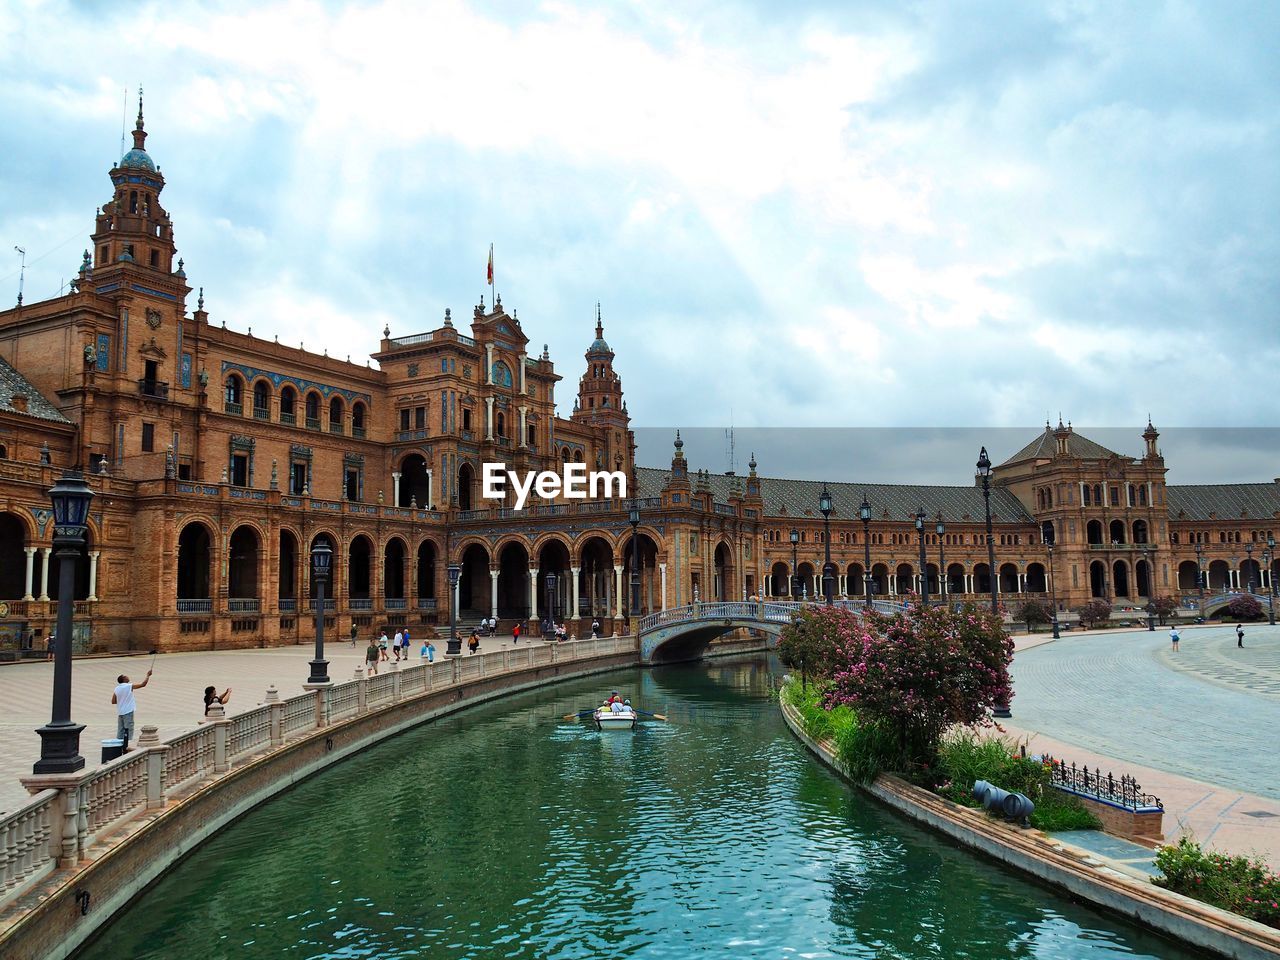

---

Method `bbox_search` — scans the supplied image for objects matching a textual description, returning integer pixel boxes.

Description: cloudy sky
[1,1,1276,480]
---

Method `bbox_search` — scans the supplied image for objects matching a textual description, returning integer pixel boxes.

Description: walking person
[350,622,358,648]
[393,629,404,662]
[512,622,521,644]
[468,631,480,655]
[365,638,381,676]
[1169,625,1180,652]
[379,630,389,662]
[112,669,153,751]
[1236,623,1244,648]
[45,629,55,662]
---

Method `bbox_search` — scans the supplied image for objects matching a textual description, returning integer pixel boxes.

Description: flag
[487,244,494,286]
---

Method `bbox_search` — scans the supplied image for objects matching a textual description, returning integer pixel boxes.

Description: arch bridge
[1187,592,1275,618]
[638,599,905,664]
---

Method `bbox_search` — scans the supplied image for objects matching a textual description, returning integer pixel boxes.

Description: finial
[595,301,603,339]
[174,257,185,278]
[80,249,91,274]
[495,293,501,308]
[444,307,453,328]
[749,452,757,473]
[542,343,549,360]
[136,85,144,130]
[674,429,683,451]
[382,322,390,338]
[131,84,148,151]
[197,287,204,310]
[40,442,51,465]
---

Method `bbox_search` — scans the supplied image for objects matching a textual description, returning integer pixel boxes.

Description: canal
[78,656,1194,959]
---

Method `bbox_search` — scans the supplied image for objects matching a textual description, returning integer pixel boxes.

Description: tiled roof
[0,356,71,424]
[1165,484,1280,522]
[635,467,1034,525]
[1000,427,1122,466]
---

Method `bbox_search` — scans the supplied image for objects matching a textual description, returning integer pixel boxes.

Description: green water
[77,658,1195,959]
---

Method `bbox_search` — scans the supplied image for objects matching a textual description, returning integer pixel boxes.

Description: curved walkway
[1009,624,1280,867]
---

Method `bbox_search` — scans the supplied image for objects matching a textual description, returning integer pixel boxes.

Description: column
[570,565,581,619]
[529,567,539,622]
[88,551,100,602]
[485,397,495,440]
[489,568,499,620]
[659,562,667,609]
[38,547,51,601]
[518,405,528,448]
[519,352,527,394]
[23,546,35,601]
[392,471,401,505]
[485,342,494,384]
[888,574,896,596]
[613,565,624,619]
[1018,573,1026,593]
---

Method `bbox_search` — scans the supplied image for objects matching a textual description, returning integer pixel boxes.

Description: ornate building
[0,104,1277,653]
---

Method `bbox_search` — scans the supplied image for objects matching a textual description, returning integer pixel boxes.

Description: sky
[0,0,1276,481]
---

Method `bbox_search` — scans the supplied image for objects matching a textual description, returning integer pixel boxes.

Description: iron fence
[1041,755,1163,811]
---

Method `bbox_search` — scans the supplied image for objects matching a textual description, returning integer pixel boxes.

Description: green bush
[933,730,1101,832]
[780,676,892,783]
[1154,837,1280,929]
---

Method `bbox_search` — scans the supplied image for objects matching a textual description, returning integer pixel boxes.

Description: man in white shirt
[112,669,152,750]
[393,630,404,661]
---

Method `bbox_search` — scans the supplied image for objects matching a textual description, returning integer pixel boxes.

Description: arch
[177,522,213,600]
[384,537,407,600]
[713,541,733,601]
[252,379,271,418]
[1177,560,1199,591]
[1109,519,1127,545]
[895,562,914,595]
[224,373,244,408]
[1025,562,1047,593]
[845,562,865,597]
[1133,519,1149,544]
[1240,558,1262,591]
[416,539,438,600]
[352,401,367,434]
[227,525,261,599]
[309,533,339,599]
[304,390,321,426]
[495,411,506,438]
[998,562,1019,594]
[0,512,27,599]
[620,532,661,614]
[1086,520,1103,545]
[870,562,890,597]
[497,540,530,619]
[0,443,6,459]
[770,561,790,597]
[973,563,992,595]
[329,395,345,430]
[537,537,573,623]
[1089,559,1107,598]
[796,562,817,599]
[1135,558,1152,598]
[946,562,966,595]
[399,453,431,508]
[1113,560,1130,598]
[280,385,298,420]
[1207,559,1230,590]
[348,535,374,600]
[458,462,475,511]
[578,535,614,618]
[279,529,299,602]
[458,542,491,616]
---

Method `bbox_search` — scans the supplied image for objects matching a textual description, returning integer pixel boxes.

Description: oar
[634,709,668,721]
[562,708,596,721]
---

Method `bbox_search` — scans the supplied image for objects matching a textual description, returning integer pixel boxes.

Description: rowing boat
[592,707,638,730]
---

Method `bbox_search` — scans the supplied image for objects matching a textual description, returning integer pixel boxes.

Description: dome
[120,148,156,172]
[588,336,612,355]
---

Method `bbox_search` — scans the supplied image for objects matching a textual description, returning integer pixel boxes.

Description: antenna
[14,246,25,306]
[724,415,736,475]
[120,86,128,159]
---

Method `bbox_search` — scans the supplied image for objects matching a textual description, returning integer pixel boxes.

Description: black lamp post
[1195,543,1205,619]
[1246,543,1256,593]
[977,447,998,617]
[34,469,93,774]
[1046,539,1060,639]
[789,528,800,599]
[936,513,946,605]
[446,563,462,654]
[628,501,641,616]
[860,494,872,608]
[545,572,558,632]
[1267,535,1276,625]
[307,538,332,684]
[915,506,930,606]
[819,485,834,606]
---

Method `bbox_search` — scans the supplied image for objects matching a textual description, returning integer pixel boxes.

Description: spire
[133,85,147,152]
[595,301,603,341]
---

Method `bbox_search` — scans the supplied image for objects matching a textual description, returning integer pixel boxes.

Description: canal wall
[0,637,640,960]
[780,701,1280,960]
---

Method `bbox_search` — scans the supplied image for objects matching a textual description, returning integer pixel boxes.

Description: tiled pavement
[0,631,533,814]
[1008,623,1280,869]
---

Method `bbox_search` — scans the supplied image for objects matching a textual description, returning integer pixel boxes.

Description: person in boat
[610,698,626,714]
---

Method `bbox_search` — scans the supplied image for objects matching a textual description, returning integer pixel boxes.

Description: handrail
[637,598,907,633]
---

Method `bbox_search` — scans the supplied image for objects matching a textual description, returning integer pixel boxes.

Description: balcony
[279,598,297,612]
[417,597,438,611]
[137,379,169,399]
[177,598,213,614]
[329,422,344,435]
[305,417,321,431]
[228,598,261,613]
[350,598,373,611]
[352,425,366,439]
[253,405,270,421]
[280,411,296,426]
[307,599,337,611]
[224,401,243,416]
[386,598,408,610]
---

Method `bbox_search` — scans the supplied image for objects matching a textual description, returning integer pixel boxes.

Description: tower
[572,304,632,473]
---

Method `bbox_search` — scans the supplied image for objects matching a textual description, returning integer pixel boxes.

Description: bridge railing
[638,598,906,634]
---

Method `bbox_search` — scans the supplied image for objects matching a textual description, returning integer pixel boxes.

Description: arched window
[0,444,6,459]
[252,381,270,420]
[527,422,536,447]
[329,396,344,434]
[280,386,297,423]
[496,412,506,437]
[352,402,366,437]
[305,392,321,429]
[491,361,513,388]
[1139,485,1148,506]
[1083,485,1092,506]
[224,375,243,411]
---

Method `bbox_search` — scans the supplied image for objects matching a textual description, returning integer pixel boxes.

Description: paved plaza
[0,631,530,813]
[1009,622,1280,868]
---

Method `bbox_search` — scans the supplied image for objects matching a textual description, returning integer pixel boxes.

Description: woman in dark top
[203,685,232,716]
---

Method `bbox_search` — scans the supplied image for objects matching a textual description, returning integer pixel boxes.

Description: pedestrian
[350,622,358,647]
[45,629,55,662]
[1236,623,1244,648]
[393,629,404,661]
[379,630,389,661]
[365,639,381,675]
[468,631,480,655]
[591,617,601,639]
[426,640,436,662]
[203,685,232,717]
[112,669,153,751]
[1169,625,1180,652]
[403,626,412,652]
[513,622,521,644]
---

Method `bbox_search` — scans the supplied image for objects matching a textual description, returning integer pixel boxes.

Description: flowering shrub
[776,606,862,680]
[1015,599,1052,632]
[822,601,1014,769]
[1077,599,1113,628]
[1151,596,1179,624]
[1225,594,1264,621]
[1154,837,1280,929]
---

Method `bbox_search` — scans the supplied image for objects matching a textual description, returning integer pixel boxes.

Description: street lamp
[1267,535,1277,626]
[307,538,333,684]
[859,494,872,608]
[789,528,800,599]
[628,501,641,616]
[977,447,998,618]
[915,506,930,606]
[1246,543,1256,593]
[446,563,462,655]
[545,572,558,633]
[1195,543,1205,619]
[936,513,947,605]
[34,469,93,774]
[819,485,834,606]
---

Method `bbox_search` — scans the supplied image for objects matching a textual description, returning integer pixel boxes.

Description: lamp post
[307,538,332,685]
[34,469,93,774]
[859,494,872,608]
[1267,535,1277,625]
[1195,543,1205,620]
[1043,522,1059,640]
[446,563,462,655]
[1141,549,1151,604]
[789,528,800,599]
[628,501,641,616]
[545,572,558,633]
[915,506,930,606]
[819,485,834,606]
[977,447,998,617]
[936,513,946,605]
[1246,543,1256,593]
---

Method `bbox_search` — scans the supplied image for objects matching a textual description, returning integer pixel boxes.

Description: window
[399,409,411,431]
[1083,485,1091,506]
[1109,486,1119,507]
[415,407,426,430]
[178,463,191,481]
[149,250,159,268]
[462,409,472,431]
[230,453,248,487]
[141,423,155,453]
[527,422,536,447]
[290,461,308,495]
[0,443,7,459]
[224,375,243,409]
[280,386,297,421]
[345,468,360,501]
[496,412,505,437]
[253,381,270,419]
[98,245,107,264]
[352,403,366,437]
[305,393,320,429]
[129,190,138,213]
